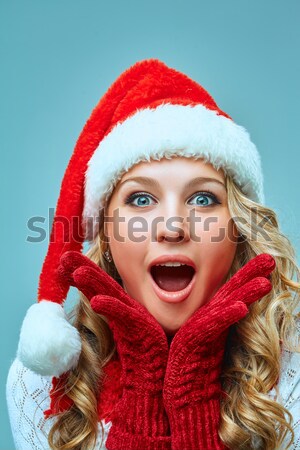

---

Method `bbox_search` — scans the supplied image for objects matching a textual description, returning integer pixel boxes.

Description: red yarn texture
[47,251,275,450]
[44,356,122,421]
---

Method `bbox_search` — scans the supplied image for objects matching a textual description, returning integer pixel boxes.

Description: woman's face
[105,157,238,335]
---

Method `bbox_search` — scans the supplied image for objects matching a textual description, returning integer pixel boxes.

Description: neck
[165,331,176,348]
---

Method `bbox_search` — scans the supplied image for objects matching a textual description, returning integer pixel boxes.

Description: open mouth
[150,263,195,292]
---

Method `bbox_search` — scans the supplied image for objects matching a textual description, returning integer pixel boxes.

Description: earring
[103,249,113,263]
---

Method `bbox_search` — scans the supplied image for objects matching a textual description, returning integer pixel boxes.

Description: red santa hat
[17,59,264,376]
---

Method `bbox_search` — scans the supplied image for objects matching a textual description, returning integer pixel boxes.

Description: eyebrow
[119,176,226,190]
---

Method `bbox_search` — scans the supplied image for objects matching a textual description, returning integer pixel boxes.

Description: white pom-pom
[17,301,82,377]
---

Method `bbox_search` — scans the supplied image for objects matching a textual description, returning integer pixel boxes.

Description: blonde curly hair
[48,175,300,450]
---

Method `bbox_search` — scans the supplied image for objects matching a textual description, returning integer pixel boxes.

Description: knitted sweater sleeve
[272,346,300,449]
[6,358,111,450]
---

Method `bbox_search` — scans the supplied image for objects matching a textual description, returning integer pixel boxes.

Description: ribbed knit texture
[97,358,123,423]
[167,398,224,450]
[106,392,171,450]
[105,429,172,450]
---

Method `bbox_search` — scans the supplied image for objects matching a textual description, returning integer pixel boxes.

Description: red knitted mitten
[58,251,171,450]
[163,253,276,450]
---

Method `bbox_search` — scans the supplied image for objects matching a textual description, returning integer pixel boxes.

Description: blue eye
[125,192,156,207]
[124,191,221,208]
[188,192,220,207]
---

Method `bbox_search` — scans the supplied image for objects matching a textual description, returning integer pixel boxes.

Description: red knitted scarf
[44,354,123,423]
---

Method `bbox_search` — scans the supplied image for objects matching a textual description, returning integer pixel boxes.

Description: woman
[7,59,300,449]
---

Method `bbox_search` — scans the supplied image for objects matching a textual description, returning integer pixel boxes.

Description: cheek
[193,212,237,247]
[106,219,148,282]
[194,213,238,290]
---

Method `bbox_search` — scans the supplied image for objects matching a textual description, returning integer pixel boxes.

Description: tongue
[151,265,195,292]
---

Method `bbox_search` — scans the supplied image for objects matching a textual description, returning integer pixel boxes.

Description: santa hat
[17,59,264,377]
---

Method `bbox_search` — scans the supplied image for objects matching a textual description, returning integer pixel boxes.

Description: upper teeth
[156,262,186,267]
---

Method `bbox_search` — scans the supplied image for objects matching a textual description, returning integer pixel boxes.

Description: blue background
[2,1,300,448]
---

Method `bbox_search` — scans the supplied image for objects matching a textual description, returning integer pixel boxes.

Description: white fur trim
[17,301,82,377]
[83,104,264,239]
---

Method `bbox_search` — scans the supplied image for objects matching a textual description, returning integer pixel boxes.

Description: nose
[154,212,191,243]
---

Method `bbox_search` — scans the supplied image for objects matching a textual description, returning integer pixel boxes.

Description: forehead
[120,156,225,184]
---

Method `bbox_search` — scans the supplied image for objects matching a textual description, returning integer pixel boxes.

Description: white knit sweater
[7,345,300,450]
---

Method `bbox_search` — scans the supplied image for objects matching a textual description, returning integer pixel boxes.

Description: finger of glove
[177,276,271,334]
[59,251,100,279]
[70,266,104,299]
[91,295,154,329]
[73,266,136,307]
[90,294,169,351]
[205,301,249,340]
[56,263,75,288]
[56,251,103,293]
[231,277,273,307]
[213,253,275,301]
[169,302,249,367]
[205,302,249,345]
[58,251,135,306]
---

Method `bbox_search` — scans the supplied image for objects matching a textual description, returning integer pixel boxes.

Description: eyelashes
[124,192,154,207]
[189,191,221,207]
[124,190,221,208]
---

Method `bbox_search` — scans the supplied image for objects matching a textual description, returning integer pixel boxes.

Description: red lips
[148,254,197,303]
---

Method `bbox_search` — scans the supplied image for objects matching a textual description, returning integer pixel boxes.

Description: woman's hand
[57,251,131,303]
[57,251,171,450]
[163,253,276,450]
